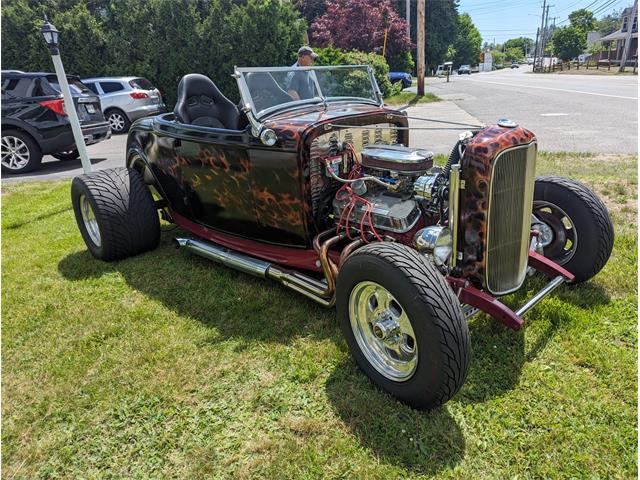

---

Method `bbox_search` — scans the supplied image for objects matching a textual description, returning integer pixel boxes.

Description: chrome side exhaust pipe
[174,237,335,307]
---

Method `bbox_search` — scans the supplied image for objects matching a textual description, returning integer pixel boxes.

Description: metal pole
[417,0,425,96]
[50,53,92,173]
[533,27,540,71]
[619,0,638,72]
[406,0,410,39]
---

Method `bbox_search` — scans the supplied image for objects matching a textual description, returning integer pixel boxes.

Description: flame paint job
[126,104,408,258]
[456,124,536,288]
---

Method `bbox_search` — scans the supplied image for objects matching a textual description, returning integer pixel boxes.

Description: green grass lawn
[2,152,637,479]
[384,92,440,107]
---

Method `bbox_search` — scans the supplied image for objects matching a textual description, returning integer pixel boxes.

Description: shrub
[313,47,394,98]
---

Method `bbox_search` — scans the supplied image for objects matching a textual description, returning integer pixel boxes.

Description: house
[595,6,638,67]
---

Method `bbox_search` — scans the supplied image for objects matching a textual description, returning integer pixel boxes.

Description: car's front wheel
[337,242,470,409]
[1,130,42,174]
[71,167,160,261]
[105,109,131,134]
[533,176,614,283]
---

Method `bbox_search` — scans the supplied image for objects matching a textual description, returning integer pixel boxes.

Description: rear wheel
[71,167,160,261]
[533,176,614,283]
[106,109,131,134]
[337,242,470,409]
[1,130,42,173]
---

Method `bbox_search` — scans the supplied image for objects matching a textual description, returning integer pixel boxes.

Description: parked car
[388,71,412,89]
[511,62,520,69]
[1,71,110,174]
[81,76,166,134]
[458,64,471,75]
[71,65,614,409]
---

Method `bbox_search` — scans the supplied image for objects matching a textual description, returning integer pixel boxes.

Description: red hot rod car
[71,65,614,409]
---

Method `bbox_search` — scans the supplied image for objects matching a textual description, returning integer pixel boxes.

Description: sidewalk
[403,101,484,155]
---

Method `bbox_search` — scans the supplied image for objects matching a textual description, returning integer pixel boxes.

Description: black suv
[1,71,111,174]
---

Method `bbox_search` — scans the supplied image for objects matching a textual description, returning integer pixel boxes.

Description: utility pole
[533,27,540,69]
[417,0,425,95]
[619,0,638,72]
[535,0,546,71]
[406,0,410,39]
[539,3,551,70]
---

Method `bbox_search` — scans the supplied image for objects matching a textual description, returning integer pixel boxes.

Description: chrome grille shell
[485,142,537,295]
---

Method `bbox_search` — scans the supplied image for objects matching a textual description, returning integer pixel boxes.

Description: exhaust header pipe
[174,237,335,307]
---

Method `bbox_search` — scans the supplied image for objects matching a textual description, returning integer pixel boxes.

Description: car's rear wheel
[337,242,470,409]
[53,149,79,161]
[71,167,160,261]
[533,176,614,283]
[105,109,131,134]
[1,130,42,174]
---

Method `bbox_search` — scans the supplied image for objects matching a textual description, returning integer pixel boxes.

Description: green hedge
[313,47,399,98]
[1,0,306,107]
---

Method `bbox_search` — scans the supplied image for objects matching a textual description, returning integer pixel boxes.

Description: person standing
[286,46,317,100]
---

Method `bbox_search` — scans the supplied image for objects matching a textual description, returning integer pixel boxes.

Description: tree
[392,0,458,73]
[588,41,604,57]
[569,8,596,36]
[451,13,481,67]
[293,0,327,26]
[504,47,524,62]
[503,37,535,57]
[0,0,306,106]
[491,50,505,67]
[310,0,412,66]
[597,10,623,36]
[552,26,586,61]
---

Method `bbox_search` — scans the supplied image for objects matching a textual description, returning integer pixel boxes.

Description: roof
[601,30,639,41]
[81,76,141,82]
[0,71,80,79]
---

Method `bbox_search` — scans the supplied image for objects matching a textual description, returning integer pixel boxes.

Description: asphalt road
[420,66,638,153]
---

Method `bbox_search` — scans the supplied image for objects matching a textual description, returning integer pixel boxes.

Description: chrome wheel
[79,194,101,247]
[1,135,30,170]
[349,281,418,382]
[108,112,126,132]
[533,200,577,265]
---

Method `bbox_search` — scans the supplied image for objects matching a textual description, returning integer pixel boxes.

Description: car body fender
[1,117,45,146]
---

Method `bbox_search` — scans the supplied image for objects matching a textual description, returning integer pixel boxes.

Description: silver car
[81,76,166,134]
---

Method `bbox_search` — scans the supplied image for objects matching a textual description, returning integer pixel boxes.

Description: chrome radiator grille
[485,143,537,295]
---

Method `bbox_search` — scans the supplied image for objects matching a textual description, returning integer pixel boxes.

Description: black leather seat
[174,74,240,129]
[245,72,293,112]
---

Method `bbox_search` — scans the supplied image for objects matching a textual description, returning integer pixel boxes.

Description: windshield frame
[234,65,383,121]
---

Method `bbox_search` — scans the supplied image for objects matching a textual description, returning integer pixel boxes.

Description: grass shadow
[57,228,339,345]
[325,360,465,476]
[4,206,73,230]
[58,232,611,403]
[457,275,609,403]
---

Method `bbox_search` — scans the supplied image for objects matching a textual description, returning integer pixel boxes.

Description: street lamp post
[40,15,92,173]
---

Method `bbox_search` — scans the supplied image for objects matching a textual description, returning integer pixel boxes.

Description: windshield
[236,65,381,119]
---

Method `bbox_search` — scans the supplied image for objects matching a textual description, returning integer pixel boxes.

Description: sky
[458,0,632,45]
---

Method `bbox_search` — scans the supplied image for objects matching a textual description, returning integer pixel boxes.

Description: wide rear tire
[71,167,160,261]
[337,242,470,409]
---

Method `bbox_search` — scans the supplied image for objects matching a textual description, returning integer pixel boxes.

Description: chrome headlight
[414,226,452,266]
[259,128,277,146]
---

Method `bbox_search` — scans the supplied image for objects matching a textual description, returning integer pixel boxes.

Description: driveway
[417,66,638,153]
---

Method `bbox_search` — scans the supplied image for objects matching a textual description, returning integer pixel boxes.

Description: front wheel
[337,243,470,409]
[533,176,614,283]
